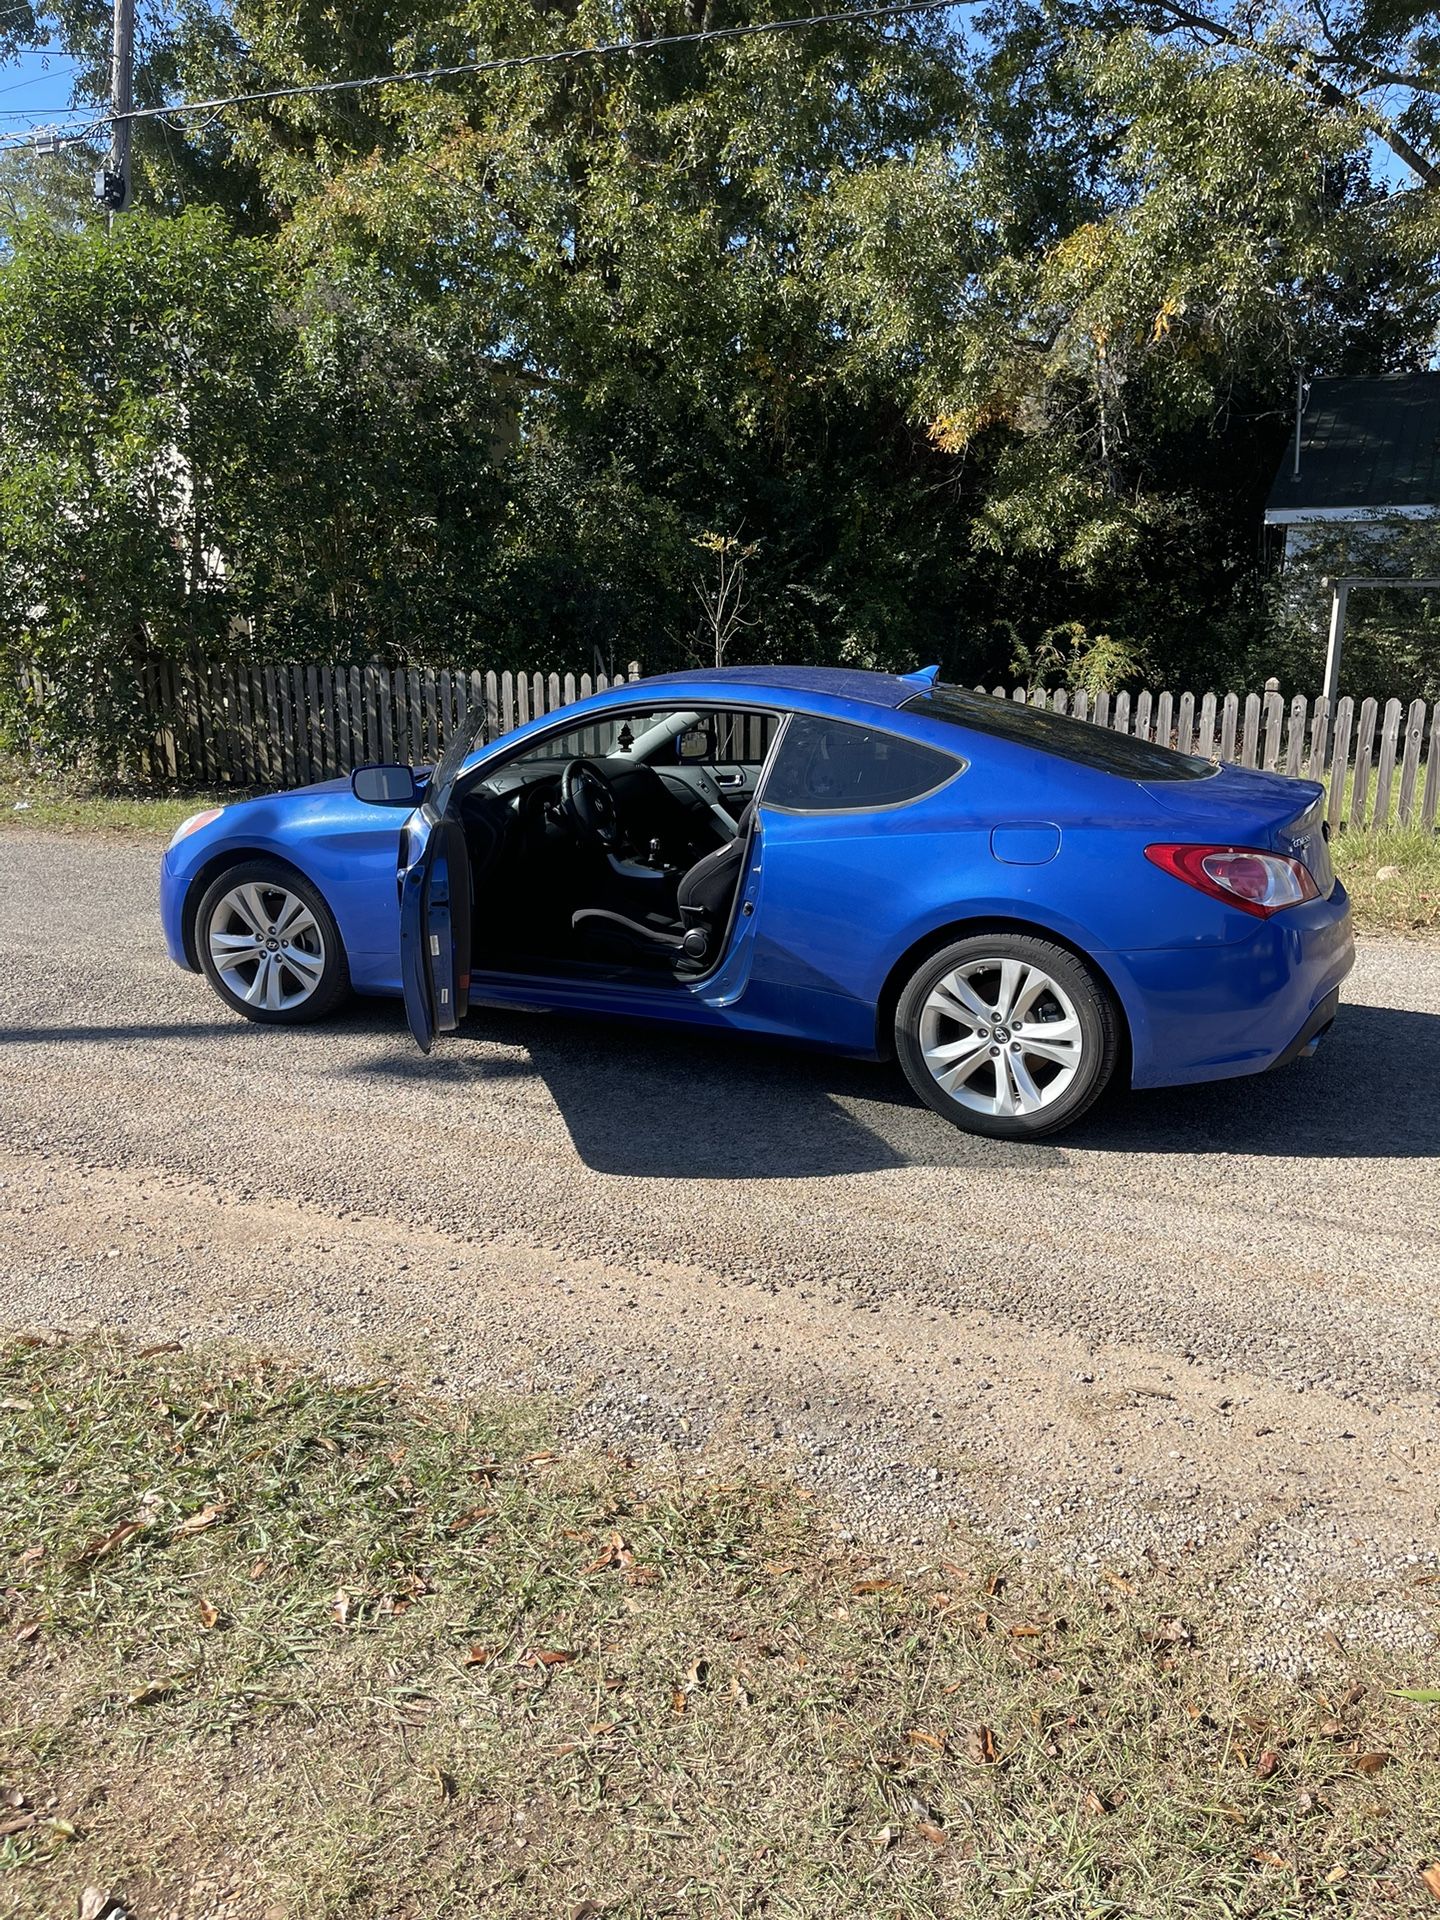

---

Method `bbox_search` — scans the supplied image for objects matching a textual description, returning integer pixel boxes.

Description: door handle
[714,770,745,787]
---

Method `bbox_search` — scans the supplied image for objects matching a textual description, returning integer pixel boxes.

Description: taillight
[1144,843,1320,918]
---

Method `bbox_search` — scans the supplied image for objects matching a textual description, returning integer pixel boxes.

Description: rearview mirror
[675,725,713,765]
[352,763,420,807]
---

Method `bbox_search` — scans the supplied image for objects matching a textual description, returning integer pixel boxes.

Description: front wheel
[195,860,350,1024]
[894,933,1118,1139]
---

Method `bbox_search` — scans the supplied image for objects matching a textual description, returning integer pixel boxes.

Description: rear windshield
[902,686,1213,781]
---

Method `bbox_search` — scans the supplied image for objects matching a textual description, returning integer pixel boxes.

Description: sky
[0,41,98,137]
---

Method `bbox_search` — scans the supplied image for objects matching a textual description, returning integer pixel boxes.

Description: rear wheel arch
[874,915,1133,1076]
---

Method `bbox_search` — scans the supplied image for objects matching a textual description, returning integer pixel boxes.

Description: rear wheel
[196,861,349,1025]
[894,932,1118,1139]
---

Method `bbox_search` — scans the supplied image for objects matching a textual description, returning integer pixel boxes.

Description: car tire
[195,860,350,1025]
[894,932,1118,1140]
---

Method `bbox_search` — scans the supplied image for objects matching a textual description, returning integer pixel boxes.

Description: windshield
[902,686,1213,781]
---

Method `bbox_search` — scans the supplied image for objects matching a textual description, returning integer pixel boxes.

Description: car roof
[635,665,921,710]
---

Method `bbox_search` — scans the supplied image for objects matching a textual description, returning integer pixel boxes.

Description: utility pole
[96,0,135,216]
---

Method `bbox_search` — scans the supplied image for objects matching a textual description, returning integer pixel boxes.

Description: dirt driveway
[3,830,1438,1655]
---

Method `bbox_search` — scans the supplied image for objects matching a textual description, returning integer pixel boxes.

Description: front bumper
[159,847,198,970]
[1111,883,1355,1090]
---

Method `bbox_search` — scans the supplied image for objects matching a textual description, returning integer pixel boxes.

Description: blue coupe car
[159,666,1354,1140]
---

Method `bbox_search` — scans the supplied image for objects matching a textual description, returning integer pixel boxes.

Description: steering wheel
[560,757,625,850]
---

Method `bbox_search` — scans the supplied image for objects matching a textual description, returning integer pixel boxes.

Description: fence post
[1219,694,1239,762]
[1422,704,1440,829]
[1397,698,1427,828]
[1261,680,1284,771]
[1348,697,1378,830]
[1327,697,1354,833]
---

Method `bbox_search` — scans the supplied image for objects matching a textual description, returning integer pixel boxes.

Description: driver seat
[571,806,754,968]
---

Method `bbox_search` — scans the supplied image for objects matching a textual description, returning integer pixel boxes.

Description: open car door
[397,715,483,1053]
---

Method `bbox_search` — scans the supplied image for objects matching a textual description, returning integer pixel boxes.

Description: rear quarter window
[903,687,1213,781]
[764,715,962,812]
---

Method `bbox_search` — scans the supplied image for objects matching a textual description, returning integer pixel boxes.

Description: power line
[0,0,960,156]
[0,0,954,151]
[0,55,77,97]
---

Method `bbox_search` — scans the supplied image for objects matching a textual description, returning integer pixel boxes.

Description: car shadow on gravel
[1063,1000,1439,1160]
[339,994,1439,1174]
[341,1001,1030,1178]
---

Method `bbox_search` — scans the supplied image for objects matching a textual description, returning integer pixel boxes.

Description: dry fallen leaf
[13,1619,40,1644]
[1420,1862,1440,1902]
[906,1729,946,1753]
[515,1647,576,1669]
[916,1820,946,1845]
[1351,1750,1391,1774]
[874,1824,898,1852]
[0,1813,36,1838]
[1251,1850,1295,1872]
[330,1591,351,1628]
[79,1888,118,1920]
[670,1687,688,1715]
[75,1519,146,1564]
[1255,1749,1280,1779]
[852,1578,901,1595]
[448,1506,497,1533]
[127,1680,178,1706]
[174,1501,226,1536]
[462,1645,494,1668]
[0,1397,33,1412]
[966,1725,1001,1765]
[197,1598,219,1631]
[138,1340,182,1358]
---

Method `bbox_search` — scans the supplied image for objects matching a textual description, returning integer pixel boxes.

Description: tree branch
[1143,0,1440,188]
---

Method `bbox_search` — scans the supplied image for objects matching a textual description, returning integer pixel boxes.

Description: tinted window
[764,716,961,812]
[902,686,1212,781]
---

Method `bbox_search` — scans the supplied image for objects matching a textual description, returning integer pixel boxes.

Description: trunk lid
[1140,766,1335,897]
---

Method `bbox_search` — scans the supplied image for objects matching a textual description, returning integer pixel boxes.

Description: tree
[0,208,296,760]
[1,0,1437,726]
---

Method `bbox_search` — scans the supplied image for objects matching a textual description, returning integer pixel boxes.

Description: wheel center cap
[995,1026,1010,1043]
[266,938,279,951]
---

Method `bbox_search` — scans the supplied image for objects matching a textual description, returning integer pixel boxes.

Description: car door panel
[398,720,485,1050]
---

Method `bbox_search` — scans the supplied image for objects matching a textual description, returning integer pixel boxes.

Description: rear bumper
[1110,884,1355,1090]
[1267,984,1340,1071]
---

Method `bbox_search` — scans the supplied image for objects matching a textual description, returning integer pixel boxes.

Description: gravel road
[3,829,1439,1658]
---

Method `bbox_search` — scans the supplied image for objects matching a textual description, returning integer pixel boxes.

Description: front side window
[763,715,961,813]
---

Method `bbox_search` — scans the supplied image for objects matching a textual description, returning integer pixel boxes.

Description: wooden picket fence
[10,653,1440,831]
[14,655,645,791]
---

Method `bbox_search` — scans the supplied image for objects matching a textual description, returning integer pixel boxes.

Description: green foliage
[0,0,1438,763]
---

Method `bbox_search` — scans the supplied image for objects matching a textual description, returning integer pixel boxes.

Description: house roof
[1265,372,1440,517]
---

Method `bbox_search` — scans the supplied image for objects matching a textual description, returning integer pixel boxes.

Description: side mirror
[352,763,420,807]
[675,725,713,765]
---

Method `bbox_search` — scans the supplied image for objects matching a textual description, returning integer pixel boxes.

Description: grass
[1329,826,1440,935]
[3,1338,1440,1919]
[0,765,237,840]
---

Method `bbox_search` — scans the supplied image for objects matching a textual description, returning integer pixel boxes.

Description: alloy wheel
[207,881,327,1012]
[917,956,1084,1119]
